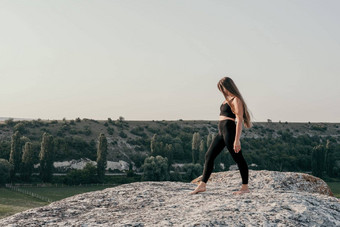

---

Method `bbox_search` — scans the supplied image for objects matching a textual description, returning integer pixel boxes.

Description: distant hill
[1,118,339,174]
[0,117,35,121]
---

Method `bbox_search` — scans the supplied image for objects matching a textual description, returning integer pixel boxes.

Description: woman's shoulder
[231,96,241,103]
[228,96,237,103]
[230,96,242,109]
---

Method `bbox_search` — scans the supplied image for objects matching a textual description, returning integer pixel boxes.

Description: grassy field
[0,184,118,219]
[19,184,118,202]
[326,181,340,198]
[0,188,49,219]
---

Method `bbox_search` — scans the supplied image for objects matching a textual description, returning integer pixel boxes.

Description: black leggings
[201,119,249,184]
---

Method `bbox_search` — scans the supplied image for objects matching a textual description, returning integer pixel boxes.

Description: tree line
[0,131,108,185]
[142,131,340,181]
[1,120,339,185]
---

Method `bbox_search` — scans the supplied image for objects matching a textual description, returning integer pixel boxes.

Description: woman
[189,76,253,195]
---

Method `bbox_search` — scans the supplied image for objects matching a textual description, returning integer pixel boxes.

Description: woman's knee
[204,150,211,161]
[228,148,243,162]
[205,135,224,160]
[226,144,236,154]
[205,147,217,161]
[204,144,215,161]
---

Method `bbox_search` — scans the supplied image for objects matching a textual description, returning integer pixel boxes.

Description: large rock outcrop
[0,170,339,226]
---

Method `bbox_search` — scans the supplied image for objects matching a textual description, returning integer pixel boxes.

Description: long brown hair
[217,77,253,128]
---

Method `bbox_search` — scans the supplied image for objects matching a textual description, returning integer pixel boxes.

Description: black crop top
[220,100,236,119]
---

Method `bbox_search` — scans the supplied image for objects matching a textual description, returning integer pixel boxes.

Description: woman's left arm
[232,97,244,152]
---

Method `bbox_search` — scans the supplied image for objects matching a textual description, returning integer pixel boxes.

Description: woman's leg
[201,133,225,183]
[222,121,249,185]
[229,149,249,184]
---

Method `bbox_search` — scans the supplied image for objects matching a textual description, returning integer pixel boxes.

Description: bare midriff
[219,115,235,122]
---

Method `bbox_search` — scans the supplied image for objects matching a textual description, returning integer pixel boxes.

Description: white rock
[229,164,238,170]
[106,160,130,171]
[1,170,338,226]
[34,159,133,172]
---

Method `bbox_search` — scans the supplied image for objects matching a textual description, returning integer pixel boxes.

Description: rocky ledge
[0,170,339,226]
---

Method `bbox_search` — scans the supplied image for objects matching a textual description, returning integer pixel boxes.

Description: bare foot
[188,182,206,195]
[232,188,250,195]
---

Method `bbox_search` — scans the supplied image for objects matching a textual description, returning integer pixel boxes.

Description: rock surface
[0,170,339,226]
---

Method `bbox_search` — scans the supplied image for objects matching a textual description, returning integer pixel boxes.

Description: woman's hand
[233,139,241,153]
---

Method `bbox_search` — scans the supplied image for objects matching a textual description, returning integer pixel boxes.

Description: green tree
[311,144,325,178]
[20,136,30,145]
[39,132,55,182]
[81,162,98,183]
[64,169,82,185]
[14,122,27,134]
[150,134,168,157]
[5,118,15,127]
[126,162,135,177]
[9,131,22,180]
[0,159,13,185]
[0,140,11,160]
[21,142,34,181]
[142,155,169,181]
[150,134,160,156]
[324,139,335,177]
[183,163,203,181]
[170,167,183,181]
[164,143,174,167]
[198,139,206,165]
[107,127,114,135]
[63,163,97,185]
[172,138,185,160]
[207,133,213,149]
[96,133,108,183]
[191,132,200,164]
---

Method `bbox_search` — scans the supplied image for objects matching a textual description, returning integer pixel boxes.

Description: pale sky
[1,0,339,122]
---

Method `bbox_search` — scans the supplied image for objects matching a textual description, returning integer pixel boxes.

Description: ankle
[199,181,206,186]
[241,184,248,189]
